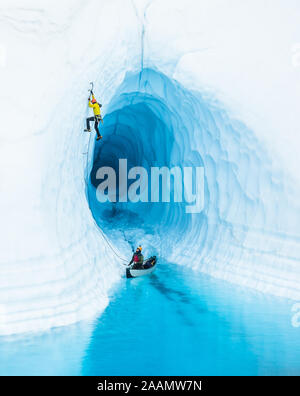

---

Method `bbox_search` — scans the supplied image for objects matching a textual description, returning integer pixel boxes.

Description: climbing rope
[83,89,128,266]
[94,222,129,266]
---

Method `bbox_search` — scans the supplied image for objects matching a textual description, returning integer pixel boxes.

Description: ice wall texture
[1,0,300,334]
[0,0,139,335]
[90,68,300,300]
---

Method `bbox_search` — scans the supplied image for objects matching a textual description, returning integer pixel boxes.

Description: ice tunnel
[88,68,300,300]
[88,68,205,252]
[1,0,300,338]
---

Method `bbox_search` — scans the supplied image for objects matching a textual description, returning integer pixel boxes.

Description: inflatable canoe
[126,256,157,278]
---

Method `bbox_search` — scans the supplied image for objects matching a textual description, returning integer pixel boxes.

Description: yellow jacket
[89,95,101,116]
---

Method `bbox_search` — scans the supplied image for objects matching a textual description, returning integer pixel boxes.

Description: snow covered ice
[0,0,300,335]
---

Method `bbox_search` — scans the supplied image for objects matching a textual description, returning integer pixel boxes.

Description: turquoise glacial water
[0,262,299,375]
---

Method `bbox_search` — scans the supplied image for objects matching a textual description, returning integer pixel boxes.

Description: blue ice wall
[88,68,300,300]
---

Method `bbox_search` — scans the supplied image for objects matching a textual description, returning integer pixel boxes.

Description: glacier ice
[0,0,300,335]
[89,68,300,299]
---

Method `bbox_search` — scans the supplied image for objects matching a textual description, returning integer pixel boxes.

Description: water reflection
[0,264,299,375]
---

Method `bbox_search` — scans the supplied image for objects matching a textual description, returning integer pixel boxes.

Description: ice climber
[84,93,103,140]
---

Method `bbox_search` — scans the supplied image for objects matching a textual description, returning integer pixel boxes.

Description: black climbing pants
[86,116,102,137]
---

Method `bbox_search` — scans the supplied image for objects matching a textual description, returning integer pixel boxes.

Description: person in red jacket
[128,246,144,269]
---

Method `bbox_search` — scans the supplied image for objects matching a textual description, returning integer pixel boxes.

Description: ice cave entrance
[87,68,205,253]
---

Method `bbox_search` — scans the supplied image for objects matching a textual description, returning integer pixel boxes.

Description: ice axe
[88,82,94,99]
